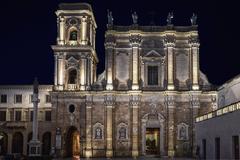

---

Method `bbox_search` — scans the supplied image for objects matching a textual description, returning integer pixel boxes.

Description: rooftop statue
[190,13,197,25]
[167,12,174,25]
[132,11,138,24]
[107,9,114,26]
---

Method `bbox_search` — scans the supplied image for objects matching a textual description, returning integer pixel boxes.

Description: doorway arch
[0,132,8,155]
[12,132,23,154]
[65,126,80,157]
[141,113,165,156]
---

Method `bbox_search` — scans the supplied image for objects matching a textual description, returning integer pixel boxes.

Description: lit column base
[106,150,113,158]
[192,84,199,90]
[132,84,139,90]
[132,150,139,158]
[168,150,175,157]
[57,40,64,45]
[167,84,175,90]
[81,40,88,45]
[55,85,64,91]
[106,84,113,90]
[85,149,92,158]
[80,85,86,91]
[28,140,41,157]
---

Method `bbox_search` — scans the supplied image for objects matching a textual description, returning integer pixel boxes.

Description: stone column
[164,35,175,90]
[29,78,41,157]
[86,56,91,90]
[130,34,142,90]
[80,58,87,90]
[58,16,65,45]
[105,37,115,90]
[104,95,115,158]
[189,37,200,90]
[130,94,141,158]
[80,16,88,45]
[57,54,65,90]
[54,54,58,86]
[190,94,200,156]
[86,95,93,158]
[165,94,175,157]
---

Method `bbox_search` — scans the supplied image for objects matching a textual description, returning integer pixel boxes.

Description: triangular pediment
[68,56,78,63]
[144,50,162,57]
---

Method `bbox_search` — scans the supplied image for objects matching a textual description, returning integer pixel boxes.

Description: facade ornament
[117,122,128,140]
[190,13,197,25]
[149,100,157,114]
[105,34,116,48]
[167,12,174,25]
[107,10,114,27]
[132,11,138,25]
[164,95,175,106]
[129,34,142,46]
[93,122,104,140]
[129,94,141,106]
[86,95,93,106]
[104,95,116,106]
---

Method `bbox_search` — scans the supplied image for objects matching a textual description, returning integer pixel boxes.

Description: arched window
[69,30,78,41]
[12,132,23,154]
[68,69,77,84]
[69,104,75,113]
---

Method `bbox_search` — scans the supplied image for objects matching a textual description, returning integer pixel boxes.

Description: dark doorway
[215,137,220,160]
[0,132,8,155]
[68,69,77,84]
[233,136,239,159]
[65,126,80,157]
[42,132,51,155]
[12,132,23,154]
[145,128,160,155]
[202,139,206,160]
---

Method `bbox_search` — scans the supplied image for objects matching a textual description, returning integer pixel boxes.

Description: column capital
[86,95,93,106]
[129,94,141,106]
[164,35,176,47]
[104,95,116,106]
[129,34,142,46]
[188,36,200,47]
[189,94,200,107]
[164,95,176,107]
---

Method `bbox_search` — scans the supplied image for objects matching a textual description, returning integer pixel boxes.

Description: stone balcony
[67,84,78,90]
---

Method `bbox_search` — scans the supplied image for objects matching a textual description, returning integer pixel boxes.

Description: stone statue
[190,13,197,25]
[107,9,114,26]
[167,12,174,25]
[132,11,138,24]
[33,77,39,94]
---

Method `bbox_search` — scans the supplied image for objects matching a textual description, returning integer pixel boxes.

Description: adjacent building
[0,3,221,158]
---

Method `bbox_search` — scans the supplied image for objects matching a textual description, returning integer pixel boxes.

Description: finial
[190,13,197,25]
[33,77,39,94]
[167,12,174,25]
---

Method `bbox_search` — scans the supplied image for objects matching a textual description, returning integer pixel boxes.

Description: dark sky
[0,0,239,86]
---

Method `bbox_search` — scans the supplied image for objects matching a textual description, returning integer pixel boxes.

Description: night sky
[0,0,239,86]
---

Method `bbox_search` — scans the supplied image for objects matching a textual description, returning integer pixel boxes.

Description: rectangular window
[202,139,206,160]
[232,136,239,159]
[215,137,220,160]
[45,111,51,121]
[0,95,7,103]
[15,94,22,103]
[0,111,6,121]
[15,111,22,121]
[30,111,33,121]
[29,94,33,103]
[45,95,51,103]
[148,66,158,85]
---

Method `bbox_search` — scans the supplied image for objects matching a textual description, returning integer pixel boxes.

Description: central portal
[66,126,80,157]
[146,128,160,155]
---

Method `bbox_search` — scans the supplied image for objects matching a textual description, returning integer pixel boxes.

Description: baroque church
[0,3,218,158]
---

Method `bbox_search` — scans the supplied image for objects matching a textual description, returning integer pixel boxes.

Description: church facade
[0,3,218,158]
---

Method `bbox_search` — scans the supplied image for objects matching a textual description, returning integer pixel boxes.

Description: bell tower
[52,3,98,91]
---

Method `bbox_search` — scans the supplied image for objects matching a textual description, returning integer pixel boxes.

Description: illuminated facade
[0,3,218,158]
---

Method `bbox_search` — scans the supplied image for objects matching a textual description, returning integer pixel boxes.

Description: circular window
[69,104,75,113]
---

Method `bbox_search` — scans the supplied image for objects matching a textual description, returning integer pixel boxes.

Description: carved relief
[177,123,189,140]
[66,56,79,69]
[93,122,104,140]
